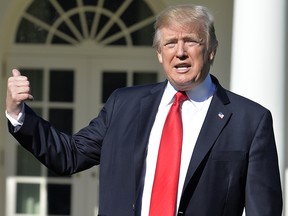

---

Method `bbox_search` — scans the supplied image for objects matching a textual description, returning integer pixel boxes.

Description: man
[6,4,282,216]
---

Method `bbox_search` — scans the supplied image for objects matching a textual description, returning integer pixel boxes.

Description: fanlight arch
[16,0,155,46]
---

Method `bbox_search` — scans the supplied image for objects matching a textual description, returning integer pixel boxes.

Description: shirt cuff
[5,103,25,127]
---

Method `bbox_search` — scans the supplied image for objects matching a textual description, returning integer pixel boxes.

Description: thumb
[12,69,21,77]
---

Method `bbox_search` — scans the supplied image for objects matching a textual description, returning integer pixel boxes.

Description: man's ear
[209,49,216,61]
[157,49,163,64]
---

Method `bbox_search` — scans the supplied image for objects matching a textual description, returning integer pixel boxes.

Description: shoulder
[212,75,270,116]
[226,89,269,113]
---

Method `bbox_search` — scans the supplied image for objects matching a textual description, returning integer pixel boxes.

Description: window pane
[16,19,48,43]
[121,1,153,25]
[26,0,59,25]
[131,26,154,46]
[85,12,95,33]
[20,69,43,101]
[52,35,71,45]
[49,70,74,102]
[33,108,43,117]
[49,108,73,134]
[70,14,83,36]
[16,183,40,214]
[120,1,154,46]
[48,184,71,215]
[103,23,125,45]
[102,72,127,103]
[57,0,77,12]
[83,0,98,6]
[133,72,158,85]
[57,22,78,41]
[17,145,41,176]
[102,71,127,103]
[103,1,123,13]
[97,15,109,35]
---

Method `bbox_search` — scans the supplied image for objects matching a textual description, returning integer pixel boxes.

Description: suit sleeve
[245,110,282,215]
[8,90,118,175]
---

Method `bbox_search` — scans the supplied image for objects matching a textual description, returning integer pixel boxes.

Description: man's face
[157,25,215,91]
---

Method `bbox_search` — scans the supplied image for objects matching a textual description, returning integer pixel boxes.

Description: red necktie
[149,91,188,216]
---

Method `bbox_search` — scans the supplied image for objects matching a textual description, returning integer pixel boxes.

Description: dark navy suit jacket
[9,75,282,216]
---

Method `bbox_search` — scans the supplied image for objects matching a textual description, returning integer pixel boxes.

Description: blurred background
[0,0,286,215]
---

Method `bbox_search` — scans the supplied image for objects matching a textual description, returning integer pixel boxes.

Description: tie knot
[174,91,188,104]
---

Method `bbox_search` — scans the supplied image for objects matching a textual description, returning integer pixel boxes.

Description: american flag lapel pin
[218,112,224,119]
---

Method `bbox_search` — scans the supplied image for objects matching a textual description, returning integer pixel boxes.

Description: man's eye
[186,40,200,46]
[165,42,176,48]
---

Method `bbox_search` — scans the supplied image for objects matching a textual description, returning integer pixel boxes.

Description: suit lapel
[183,92,231,189]
[134,82,166,200]
[179,77,232,213]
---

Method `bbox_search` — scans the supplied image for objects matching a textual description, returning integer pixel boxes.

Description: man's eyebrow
[163,36,203,43]
[162,37,178,45]
[164,37,177,42]
[183,35,203,41]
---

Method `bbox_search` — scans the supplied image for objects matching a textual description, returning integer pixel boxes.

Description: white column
[230,0,286,213]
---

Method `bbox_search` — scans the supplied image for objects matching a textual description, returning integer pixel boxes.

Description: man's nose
[176,41,187,58]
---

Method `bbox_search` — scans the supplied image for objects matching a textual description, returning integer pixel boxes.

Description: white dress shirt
[140,74,215,216]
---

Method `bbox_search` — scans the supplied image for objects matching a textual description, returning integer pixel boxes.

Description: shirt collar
[163,74,216,106]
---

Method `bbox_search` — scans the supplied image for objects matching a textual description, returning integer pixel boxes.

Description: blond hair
[153,5,218,52]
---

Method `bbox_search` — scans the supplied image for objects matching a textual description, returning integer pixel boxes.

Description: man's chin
[170,80,198,91]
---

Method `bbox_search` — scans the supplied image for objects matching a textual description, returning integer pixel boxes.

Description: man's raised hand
[6,69,34,119]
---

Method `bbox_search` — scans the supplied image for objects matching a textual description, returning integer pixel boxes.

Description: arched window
[16,0,155,46]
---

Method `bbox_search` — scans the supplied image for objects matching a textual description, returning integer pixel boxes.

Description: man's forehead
[163,19,203,30]
[160,25,204,39]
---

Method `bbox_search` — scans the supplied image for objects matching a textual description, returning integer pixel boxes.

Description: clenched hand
[6,69,34,120]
